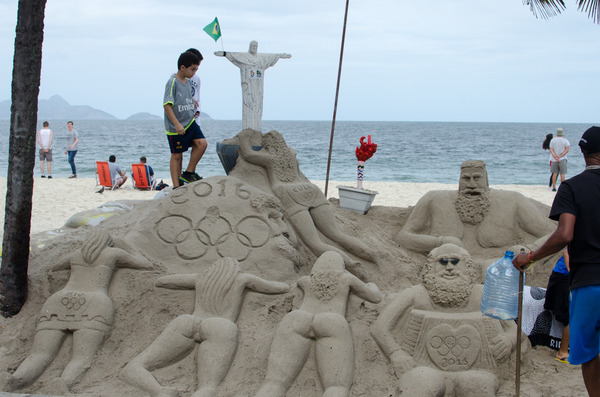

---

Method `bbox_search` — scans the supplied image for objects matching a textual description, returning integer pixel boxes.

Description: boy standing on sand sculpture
[122,257,290,397]
[255,251,382,397]
[163,51,208,188]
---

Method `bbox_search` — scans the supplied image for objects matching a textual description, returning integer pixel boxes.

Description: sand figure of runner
[6,230,154,392]
[255,251,382,397]
[238,129,378,280]
[370,244,518,397]
[121,257,290,397]
[215,41,291,132]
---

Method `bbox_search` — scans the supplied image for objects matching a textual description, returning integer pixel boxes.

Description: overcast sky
[1,0,599,122]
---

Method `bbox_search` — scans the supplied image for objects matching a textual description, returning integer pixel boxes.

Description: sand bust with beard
[371,244,519,397]
[394,160,556,258]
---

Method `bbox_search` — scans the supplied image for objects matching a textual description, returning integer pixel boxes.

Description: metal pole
[516,271,524,397]
[324,0,350,197]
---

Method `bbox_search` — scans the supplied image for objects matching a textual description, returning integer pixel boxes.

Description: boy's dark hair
[178,51,200,69]
[67,121,73,125]
[42,121,49,127]
[185,48,203,62]
[109,155,116,163]
[140,156,147,163]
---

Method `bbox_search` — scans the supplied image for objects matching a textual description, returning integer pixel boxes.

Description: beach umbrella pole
[324,0,350,197]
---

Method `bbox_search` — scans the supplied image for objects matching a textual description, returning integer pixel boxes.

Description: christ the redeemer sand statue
[215,41,291,132]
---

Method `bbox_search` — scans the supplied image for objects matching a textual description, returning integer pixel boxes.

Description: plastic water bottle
[481,251,522,320]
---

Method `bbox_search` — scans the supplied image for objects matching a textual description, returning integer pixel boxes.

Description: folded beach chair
[131,163,157,190]
[95,161,119,191]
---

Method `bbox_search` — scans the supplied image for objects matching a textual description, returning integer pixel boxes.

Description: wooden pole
[515,271,524,396]
[324,0,350,197]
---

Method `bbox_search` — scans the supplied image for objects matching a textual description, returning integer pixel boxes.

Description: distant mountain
[0,95,117,120]
[1,95,215,121]
[127,112,162,121]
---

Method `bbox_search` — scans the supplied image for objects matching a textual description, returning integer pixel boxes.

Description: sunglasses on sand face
[439,258,460,265]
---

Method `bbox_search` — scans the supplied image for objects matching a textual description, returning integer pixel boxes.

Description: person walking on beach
[36,121,53,178]
[108,155,127,188]
[163,51,207,188]
[513,126,600,397]
[543,133,553,188]
[65,121,79,178]
[549,128,570,191]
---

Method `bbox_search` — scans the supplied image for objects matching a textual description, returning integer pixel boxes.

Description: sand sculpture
[0,132,585,396]
[5,229,154,392]
[122,257,290,397]
[371,244,519,396]
[237,129,378,280]
[123,175,300,279]
[215,41,291,132]
[255,251,382,397]
[394,160,557,259]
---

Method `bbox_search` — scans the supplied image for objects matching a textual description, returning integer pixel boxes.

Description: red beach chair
[131,163,157,190]
[95,161,119,191]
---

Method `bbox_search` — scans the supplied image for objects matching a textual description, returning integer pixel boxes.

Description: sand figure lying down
[255,251,382,397]
[238,129,379,280]
[121,257,290,397]
[6,229,154,392]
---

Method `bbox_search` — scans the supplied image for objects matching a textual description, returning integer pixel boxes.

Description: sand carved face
[455,164,490,225]
[458,162,489,197]
[422,244,477,307]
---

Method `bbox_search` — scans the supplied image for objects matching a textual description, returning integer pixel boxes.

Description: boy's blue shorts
[569,285,600,365]
[167,122,205,154]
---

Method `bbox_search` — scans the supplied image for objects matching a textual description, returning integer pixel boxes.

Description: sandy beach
[0,177,557,239]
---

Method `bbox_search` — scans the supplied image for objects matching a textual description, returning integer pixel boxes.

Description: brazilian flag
[203,18,221,42]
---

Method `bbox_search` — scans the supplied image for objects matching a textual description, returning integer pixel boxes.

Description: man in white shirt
[36,121,53,178]
[550,128,570,191]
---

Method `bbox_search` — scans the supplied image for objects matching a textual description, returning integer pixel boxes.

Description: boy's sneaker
[41,175,46,178]
[180,171,203,184]
[47,175,52,179]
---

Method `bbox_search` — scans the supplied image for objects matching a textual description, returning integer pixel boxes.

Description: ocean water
[0,120,590,184]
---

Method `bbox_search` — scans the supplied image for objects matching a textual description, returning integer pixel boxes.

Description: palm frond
[577,0,600,23]
[523,0,566,19]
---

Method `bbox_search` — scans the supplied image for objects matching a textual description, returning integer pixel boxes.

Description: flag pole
[324,0,350,197]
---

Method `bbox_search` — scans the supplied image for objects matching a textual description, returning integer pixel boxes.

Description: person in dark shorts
[514,126,600,396]
[544,250,570,362]
[163,51,207,188]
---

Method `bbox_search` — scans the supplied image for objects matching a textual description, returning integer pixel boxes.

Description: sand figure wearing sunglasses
[237,129,378,280]
[371,244,518,397]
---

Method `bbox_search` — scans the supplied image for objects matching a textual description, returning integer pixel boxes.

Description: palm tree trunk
[0,0,47,317]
